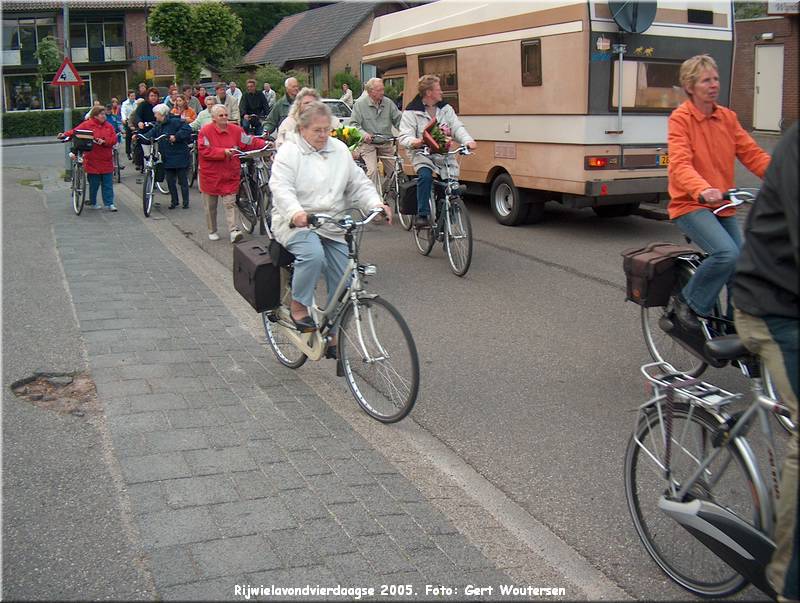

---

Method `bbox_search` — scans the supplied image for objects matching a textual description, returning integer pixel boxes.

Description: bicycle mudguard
[659,497,777,597]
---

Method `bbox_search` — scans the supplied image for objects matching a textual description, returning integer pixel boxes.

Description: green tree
[734,1,767,19]
[253,64,308,97]
[148,1,242,83]
[33,35,61,89]
[332,72,362,98]
[228,2,308,53]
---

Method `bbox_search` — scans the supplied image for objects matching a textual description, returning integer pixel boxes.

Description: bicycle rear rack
[641,362,742,411]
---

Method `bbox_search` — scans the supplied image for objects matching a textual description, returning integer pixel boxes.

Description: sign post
[52,55,85,179]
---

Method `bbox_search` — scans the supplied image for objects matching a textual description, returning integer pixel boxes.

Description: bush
[332,72,362,98]
[252,64,308,97]
[2,108,91,138]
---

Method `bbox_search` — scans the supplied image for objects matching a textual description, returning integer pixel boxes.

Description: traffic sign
[138,55,159,61]
[51,57,83,86]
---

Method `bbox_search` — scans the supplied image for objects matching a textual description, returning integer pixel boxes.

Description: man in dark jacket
[263,77,299,135]
[734,122,798,603]
[239,78,269,134]
[142,103,193,209]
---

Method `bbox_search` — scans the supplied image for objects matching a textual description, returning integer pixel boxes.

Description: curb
[2,139,60,148]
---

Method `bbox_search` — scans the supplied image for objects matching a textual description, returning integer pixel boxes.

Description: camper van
[362,1,734,225]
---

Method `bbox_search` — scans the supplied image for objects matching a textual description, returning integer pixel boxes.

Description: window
[309,63,322,90]
[419,52,458,112]
[70,23,87,48]
[70,19,125,63]
[611,60,686,110]
[361,63,377,83]
[104,22,123,47]
[3,73,62,111]
[3,17,59,66]
[521,39,542,86]
[3,19,20,50]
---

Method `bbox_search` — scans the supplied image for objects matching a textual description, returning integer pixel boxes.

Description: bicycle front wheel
[142,170,154,217]
[236,180,258,234]
[189,150,198,187]
[642,263,707,376]
[624,401,761,598]
[339,296,419,423]
[72,164,86,215]
[113,148,121,183]
[444,197,473,276]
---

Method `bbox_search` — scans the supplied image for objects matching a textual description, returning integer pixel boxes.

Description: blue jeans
[241,116,263,136]
[284,230,348,309]
[416,167,433,216]
[674,209,742,316]
[87,173,114,207]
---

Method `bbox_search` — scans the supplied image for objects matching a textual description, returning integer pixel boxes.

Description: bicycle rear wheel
[444,197,473,276]
[642,263,707,376]
[189,149,198,187]
[236,179,258,234]
[263,268,307,368]
[339,296,419,423]
[624,401,761,598]
[113,148,121,183]
[413,190,436,256]
[72,164,86,215]
[142,170,154,217]
[386,171,412,231]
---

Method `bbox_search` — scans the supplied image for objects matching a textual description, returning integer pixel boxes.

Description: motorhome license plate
[657,155,669,166]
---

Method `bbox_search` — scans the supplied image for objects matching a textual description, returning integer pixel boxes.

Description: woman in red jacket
[198,104,267,242]
[59,105,119,211]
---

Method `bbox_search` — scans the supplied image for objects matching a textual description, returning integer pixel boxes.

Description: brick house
[2,0,177,112]
[730,14,799,131]
[242,2,409,96]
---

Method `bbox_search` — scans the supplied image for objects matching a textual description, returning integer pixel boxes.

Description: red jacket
[65,117,117,174]
[198,122,266,195]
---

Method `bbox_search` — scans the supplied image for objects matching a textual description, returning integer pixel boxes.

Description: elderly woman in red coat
[59,105,119,211]
[198,103,267,242]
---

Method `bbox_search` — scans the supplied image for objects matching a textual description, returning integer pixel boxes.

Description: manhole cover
[11,372,97,416]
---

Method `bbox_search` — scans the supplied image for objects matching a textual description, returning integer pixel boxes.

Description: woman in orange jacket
[667,54,771,330]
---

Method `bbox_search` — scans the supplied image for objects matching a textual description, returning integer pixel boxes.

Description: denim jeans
[241,116,263,135]
[87,172,114,207]
[284,230,348,309]
[674,209,742,316]
[166,167,189,207]
[416,166,433,215]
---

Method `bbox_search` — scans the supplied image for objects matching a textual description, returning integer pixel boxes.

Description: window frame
[521,38,542,87]
[609,58,686,113]
[418,51,458,112]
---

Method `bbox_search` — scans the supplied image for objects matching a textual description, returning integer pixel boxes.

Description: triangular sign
[51,57,84,86]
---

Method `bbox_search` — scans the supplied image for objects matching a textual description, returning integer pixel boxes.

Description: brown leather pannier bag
[233,241,287,312]
[621,242,700,307]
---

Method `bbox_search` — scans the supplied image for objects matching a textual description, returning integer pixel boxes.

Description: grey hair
[365,77,383,92]
[288,87,322,120]
[210,104,228,117]
[153,103,170,117]
[284,76,299,88]
[296,100,332,129]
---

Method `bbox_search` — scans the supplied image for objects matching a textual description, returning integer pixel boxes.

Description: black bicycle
[233,145,275,236]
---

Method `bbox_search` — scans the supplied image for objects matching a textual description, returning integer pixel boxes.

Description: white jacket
[269,136,382,246]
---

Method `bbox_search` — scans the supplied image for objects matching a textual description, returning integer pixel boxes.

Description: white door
[753,45,783,131]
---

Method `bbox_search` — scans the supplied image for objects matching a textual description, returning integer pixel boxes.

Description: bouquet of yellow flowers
[330,125,363,151]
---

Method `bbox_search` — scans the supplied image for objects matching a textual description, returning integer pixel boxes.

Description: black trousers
[166,167,190,207]
[124,125,133,157]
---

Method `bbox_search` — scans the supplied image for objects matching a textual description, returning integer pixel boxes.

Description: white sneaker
[230,230,243,243]
[108,204,118,212]
[208,232,220,241]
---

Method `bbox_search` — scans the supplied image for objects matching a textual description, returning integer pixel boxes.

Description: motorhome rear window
[611,60,686,111]
[521,39,542,86]
[419,52,458,112]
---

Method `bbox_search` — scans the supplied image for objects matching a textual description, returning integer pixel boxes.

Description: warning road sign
[51,57,84,86]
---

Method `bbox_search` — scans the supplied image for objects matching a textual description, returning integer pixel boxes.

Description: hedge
[2,108,90,139]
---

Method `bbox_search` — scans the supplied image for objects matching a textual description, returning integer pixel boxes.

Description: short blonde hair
[288,87,321,120]
[679,54,719,93]
[418,74,440,97]
[296,100,332,129]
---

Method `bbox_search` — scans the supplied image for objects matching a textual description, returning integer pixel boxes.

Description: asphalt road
[4,139,781,600]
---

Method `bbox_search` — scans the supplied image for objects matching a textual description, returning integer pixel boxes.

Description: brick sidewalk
[45,186,511,600]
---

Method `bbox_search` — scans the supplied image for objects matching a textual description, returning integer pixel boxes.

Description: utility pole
[62,0,72,179]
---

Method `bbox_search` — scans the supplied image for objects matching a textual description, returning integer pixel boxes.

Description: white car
[322,98,352,126]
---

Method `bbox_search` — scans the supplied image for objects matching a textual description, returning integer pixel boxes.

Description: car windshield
[325,101,351,118]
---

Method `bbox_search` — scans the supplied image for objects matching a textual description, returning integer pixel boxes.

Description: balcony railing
[4,41,134,67]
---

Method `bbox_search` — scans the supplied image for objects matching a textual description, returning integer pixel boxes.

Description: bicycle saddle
[704,335,751,362]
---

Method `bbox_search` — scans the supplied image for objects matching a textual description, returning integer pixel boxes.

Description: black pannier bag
[621,242,700,307]
[154,160,165,182]
[233,241,291,312]
[399,178,418,215]
[72,129,94,153]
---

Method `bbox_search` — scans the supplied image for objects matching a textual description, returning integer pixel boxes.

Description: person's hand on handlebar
[57,132,65,140]
[379,203,393,225]
[466,141,477,150]
[699,188,723,204]
[291,210,309,228]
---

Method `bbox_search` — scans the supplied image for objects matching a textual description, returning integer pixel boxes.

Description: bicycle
[233,145,276,236]
[188,132,199,188]
[624,338,793,598]
[112,143,122,184]
[638,188,793,432]
[137,131,169,217]
[59,134,89,215]
[134,122,169,196]
[412,145,474,276]
[262,207,420,423]
[362,134,413,231]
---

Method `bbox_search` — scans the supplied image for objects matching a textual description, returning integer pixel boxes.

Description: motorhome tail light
[588,157,609,169]
[585,155,618,170]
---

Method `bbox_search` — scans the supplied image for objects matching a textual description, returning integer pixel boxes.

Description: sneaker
[88,203,102,210]
[230,230,243,243]
[208,232,220,241]
[108,204,118,212]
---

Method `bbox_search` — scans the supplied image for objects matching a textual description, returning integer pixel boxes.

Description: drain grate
[11,372,97,417]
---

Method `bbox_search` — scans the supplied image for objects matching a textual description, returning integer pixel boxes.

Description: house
[242,2,410,94]
[730,13,799,131]
[2,0,177,112]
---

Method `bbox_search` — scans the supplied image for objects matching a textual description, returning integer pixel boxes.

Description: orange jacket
[667,101,770,220]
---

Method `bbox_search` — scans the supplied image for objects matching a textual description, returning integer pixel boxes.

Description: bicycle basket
[621,242,700,307]
[72,129,94,152]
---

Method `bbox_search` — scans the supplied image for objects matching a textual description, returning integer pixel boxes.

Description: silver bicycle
[262,207,420,423]
[367,134,413,231]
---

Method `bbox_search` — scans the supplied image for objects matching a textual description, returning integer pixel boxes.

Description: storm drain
[11,372,98,417]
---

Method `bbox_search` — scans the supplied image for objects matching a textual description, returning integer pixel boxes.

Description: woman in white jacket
[398,75,476,228]
[269,101,393,339]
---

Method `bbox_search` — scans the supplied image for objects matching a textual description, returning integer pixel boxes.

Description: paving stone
[292,417,332,439]
[184,446,257,476]
[141,429,210,454]
[246,566,339,591]
[83,329,126,343]
[150,377,208,395]
[407,547,459,582]
[306,473,357,505]
[166,408,226,429]
[219,404,254,424]
[95,378,152,399]
[353,450,399,476]
[191,535,281,578]
[376,514,437,552]
[127,393,189,413]
[118,452,192,484]
[211,497,298,536]
[203,425,243,449]
[140,350,191,364]
[301,518,358,556]
[230,470,276,500]
[375,473,424,503]
[287,450,333,477]
[277,487,328,521]
[355,534,415,575]
[274,400,315,420]
[111,339,158,353]
[433,534,493,571]
[329,458,379,487]
[119,364,175,380]
[246,440,286,465]
[137,507,221,548]
[90,352,139,368]
[264,528,323,568]
[322,552,375,585]
[401,503,459,536]
[105,397,132,416]
[270,428,315,452]
[124,481,169,515]
[327,502,384,537]
[160,576,244,601]
[147,545,199,588]
[163,474,240,508]
[349,485,404,517]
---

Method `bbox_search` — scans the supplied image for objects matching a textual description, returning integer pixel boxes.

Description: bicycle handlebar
[370,134,397,144]
[231,147,276,159]
[138,133,169,144]
[699,188,758,215]
[420,145,472,157]
[289,206,386,229]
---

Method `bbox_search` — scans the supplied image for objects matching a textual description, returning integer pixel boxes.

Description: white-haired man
[263,77,300,135]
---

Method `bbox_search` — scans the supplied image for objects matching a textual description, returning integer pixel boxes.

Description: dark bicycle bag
[233,241,288,312]
[621,242,700,307]
[399,178,418,215]
[154,160,165,182]
[72,129,94,153]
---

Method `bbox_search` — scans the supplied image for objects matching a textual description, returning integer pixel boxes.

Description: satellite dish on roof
[608,1,657,33]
